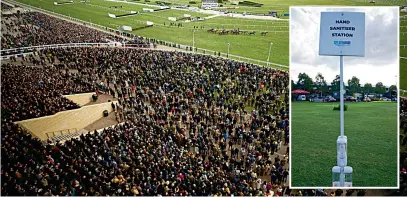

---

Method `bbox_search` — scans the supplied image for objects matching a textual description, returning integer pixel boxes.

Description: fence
[0,43,147,59]
[6,0,288,69]
[45,128,78,139]
[1,42,289,69]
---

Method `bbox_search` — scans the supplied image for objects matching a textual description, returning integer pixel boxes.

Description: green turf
[401,59,407,90]
[12,0,406,71]
[15,0,289,67]
[291,102,398,187]
[400,15,406,90]
[161,0,406,18]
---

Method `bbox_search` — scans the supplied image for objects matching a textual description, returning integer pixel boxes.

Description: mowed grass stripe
[291,102,398,187]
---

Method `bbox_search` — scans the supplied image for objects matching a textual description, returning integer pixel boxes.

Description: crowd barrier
[1,42,289,69]
[5,0,288,69]
[46,128,78,139]
[0,43,129,59]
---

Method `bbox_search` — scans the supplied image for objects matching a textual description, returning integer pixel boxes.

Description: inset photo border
[289,6,400,189]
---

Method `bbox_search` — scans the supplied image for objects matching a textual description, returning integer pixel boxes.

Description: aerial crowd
[1,5,406,197]
[1,9,148,51]
[1,9,292,196]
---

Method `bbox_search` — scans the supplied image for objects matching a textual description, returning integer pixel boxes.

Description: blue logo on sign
[334,41,351,46]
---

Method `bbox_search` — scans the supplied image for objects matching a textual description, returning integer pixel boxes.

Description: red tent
[292,89,310,94]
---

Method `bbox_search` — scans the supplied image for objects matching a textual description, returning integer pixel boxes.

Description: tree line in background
[292,72,397,96]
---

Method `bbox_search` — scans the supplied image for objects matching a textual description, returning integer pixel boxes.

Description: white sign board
[108,13,116,18]
[122,26,133,31]
[319,12,365,57]
[168,17,177,21]
[143,8,154,12]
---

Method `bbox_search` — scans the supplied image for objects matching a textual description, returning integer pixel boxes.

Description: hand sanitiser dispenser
[332,136,352,187]
[318,11,365,188]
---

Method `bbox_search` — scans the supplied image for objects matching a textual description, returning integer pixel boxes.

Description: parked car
[345,96,356,102]
[312,96,325,102]
[297,95,306,101]
[380,97,391,101]
[325,96,336,102]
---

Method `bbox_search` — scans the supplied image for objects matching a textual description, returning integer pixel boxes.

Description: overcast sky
[290,6,399,87]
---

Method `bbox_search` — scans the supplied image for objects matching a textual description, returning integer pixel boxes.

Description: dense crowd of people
[399,98,407,196]
[2,44,290,195]
[0,63,96,122]
[1,11,149,50]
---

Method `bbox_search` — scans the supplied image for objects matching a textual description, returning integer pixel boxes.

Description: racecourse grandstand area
[1,0,407,196]
[1,4,292,196]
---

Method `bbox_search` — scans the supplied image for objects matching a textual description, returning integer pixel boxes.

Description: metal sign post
[319,11,366,187]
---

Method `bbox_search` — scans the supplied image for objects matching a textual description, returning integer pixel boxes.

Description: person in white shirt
[256,178,262,190]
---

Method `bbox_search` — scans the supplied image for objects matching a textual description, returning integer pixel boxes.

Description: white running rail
[1,43,289,70]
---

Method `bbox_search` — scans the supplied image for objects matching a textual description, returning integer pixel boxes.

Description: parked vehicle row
[299,95,396,102]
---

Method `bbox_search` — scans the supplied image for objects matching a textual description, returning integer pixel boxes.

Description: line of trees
[292,72,397,96]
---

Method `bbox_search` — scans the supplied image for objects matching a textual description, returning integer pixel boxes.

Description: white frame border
[288,5,400,190]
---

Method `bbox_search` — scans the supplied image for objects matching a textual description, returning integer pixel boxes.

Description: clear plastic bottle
[332,166,353,187]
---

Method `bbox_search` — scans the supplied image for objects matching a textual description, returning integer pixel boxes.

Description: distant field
[291,102,398,187]
[158,0,406,18]
[11,0,407,71]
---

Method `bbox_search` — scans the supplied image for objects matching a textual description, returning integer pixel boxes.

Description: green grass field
[15,0,289,67]
[291,102,398,187]
[12,0,407,70]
